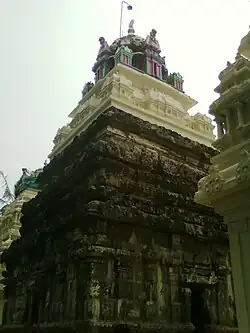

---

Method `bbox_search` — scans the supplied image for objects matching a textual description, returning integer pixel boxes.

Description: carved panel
[100,299,115,320]
[172,234,181,248]
[65,265,76,320]
[236,150,250,182]
[116,259,133,299]
[198,166,224,196]
[12,285,25,324]
[145,263,157,302]
[172,303,182,323]
[218,281,230,325]
[206,287,218,324]
[182,289,191,323]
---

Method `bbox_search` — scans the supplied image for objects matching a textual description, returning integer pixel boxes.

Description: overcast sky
[0,0,249,191]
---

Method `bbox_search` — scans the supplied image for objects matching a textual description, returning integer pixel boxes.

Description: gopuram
[0,168,41,323]
[0,23,237,333]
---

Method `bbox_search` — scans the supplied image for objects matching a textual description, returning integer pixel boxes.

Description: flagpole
[119,1,133,38]
[119,1,123,38]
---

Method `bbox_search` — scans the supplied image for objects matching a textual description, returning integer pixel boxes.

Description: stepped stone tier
[1,110,237,333]
[49,25,214,160]
[0,24,236,333]
[195,47,250,332]
[0,168,41,324]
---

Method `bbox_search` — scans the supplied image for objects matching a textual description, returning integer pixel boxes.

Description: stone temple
[0,22,238,333]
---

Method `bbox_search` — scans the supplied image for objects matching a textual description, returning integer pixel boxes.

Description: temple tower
[0,22,237,333]
[195,33,250,333]
[49,23,214,160]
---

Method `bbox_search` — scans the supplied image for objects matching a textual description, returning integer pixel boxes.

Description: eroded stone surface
[0,109,237,333]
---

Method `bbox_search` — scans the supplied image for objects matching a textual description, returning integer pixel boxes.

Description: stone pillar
[236,103,244,127]
[227,217,250,332]
[225,111,231,133]
[215,117,224,138]
[195,150,250,333]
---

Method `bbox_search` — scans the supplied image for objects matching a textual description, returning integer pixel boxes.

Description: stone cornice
[210,78,250,115]
[113,64,197,111]
[214,65,250,95]
[44,110,216,189]
[218,55,250,82]
[195,146,250,212]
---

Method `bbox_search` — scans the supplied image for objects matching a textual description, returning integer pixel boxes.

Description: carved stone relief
[197,166,224,196]
[236,150,250,183]
[1,110,236,333]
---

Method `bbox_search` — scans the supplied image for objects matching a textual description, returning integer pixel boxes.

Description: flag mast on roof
[119,1,133,37]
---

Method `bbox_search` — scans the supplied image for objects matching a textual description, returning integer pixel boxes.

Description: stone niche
[0,109,237,333]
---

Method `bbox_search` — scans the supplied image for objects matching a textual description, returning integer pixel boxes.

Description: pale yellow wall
[50,64,215,159]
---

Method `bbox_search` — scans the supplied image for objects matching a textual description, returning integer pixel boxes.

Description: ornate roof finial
[128,19,135,35]
[99,37,106,46]
[150,29,157,42]
[235,52,241,60]
[97,37,110,58]
[21,168,30,178]
[145,28,161,54]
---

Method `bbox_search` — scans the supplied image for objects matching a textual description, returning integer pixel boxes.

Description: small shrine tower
[195,38,250,333]
[0,168,41,324]
[49,21,214,160]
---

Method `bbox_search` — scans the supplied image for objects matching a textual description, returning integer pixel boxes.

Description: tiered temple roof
[195,25,250,209]
[50,22,215,159]
[209,53,250,152]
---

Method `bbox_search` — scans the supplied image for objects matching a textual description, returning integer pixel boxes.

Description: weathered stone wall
[0,109,237,332]
[0,187,40,325]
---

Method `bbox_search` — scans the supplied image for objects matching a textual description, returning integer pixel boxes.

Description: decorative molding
[50,64,215,159]
[53,125,71,146]
[185,266,218,285]
[197,166,224,196]
[236,150,250,183]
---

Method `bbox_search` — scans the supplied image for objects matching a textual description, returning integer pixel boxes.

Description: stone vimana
[0,21,238,333]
